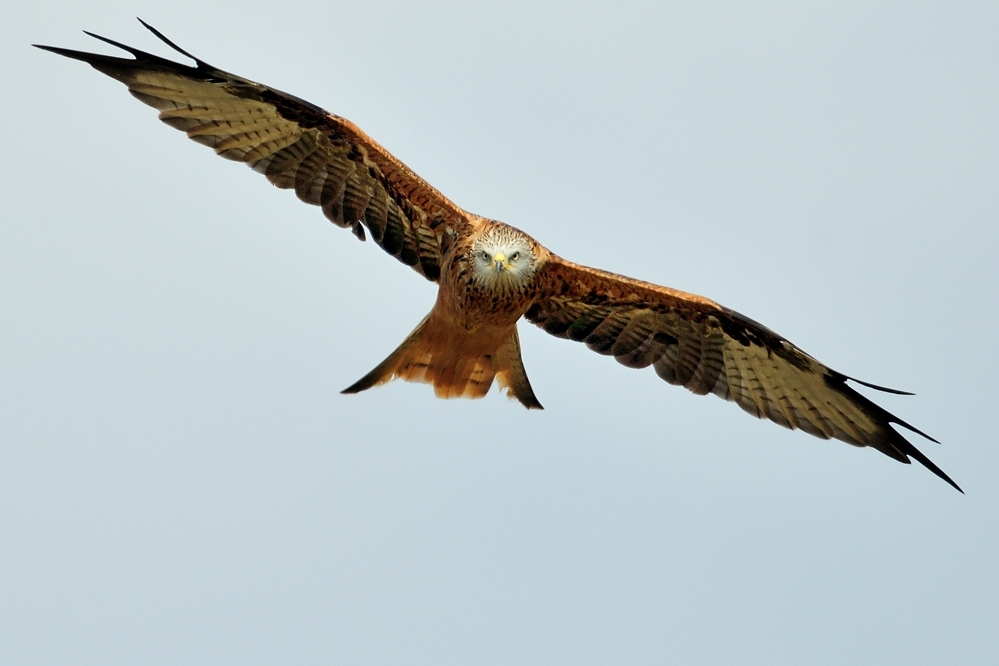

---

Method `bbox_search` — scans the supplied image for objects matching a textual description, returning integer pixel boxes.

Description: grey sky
[3,2,997,664]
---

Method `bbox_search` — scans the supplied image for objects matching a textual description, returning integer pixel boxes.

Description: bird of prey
[35,21,961,491]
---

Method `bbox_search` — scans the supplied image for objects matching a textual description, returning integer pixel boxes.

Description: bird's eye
[480,251,491,261]
[510,251,520,261]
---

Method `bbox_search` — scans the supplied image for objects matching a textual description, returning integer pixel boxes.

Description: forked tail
[341,316,543,409]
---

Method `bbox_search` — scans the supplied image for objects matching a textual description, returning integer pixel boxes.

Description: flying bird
[35,21,961,491]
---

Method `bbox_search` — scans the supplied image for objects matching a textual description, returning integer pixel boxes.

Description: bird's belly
[448,291,529,334]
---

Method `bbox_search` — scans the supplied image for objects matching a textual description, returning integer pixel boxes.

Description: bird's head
[469,224,538,292]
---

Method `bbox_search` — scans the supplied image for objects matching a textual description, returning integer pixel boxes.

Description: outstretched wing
[527,256,961,492]
[35,20,476,282]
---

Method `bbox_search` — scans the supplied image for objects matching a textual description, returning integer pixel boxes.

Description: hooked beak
[493,253,508,273]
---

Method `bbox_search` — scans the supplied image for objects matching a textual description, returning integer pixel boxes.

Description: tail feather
[494,328,543,409]
[439,354,493,400]
[341,315,430,395]
[341,316,542,409]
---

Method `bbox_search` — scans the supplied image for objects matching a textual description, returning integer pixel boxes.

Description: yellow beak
[493,253,507,272]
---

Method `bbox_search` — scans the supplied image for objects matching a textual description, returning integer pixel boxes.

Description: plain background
[3,2,997,664]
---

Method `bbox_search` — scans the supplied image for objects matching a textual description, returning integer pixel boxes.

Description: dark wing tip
[826,374,958,490]
[135,18,204,65]
[36,21,215,78]
[831,372,937,442]
[35,35,191,77]
[887,414,941,445]
[893,434,964,493]
[846,374,915,396]
[33,43,82,58]
[869,402,959,491]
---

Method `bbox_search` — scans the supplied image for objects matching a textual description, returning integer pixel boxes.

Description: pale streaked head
[469,225,537,292]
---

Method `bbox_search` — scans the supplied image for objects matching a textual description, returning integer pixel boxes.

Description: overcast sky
[3,2,998,664]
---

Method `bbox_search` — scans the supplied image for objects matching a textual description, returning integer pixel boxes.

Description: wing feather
[35,23,477,282]
[527,256,961,492]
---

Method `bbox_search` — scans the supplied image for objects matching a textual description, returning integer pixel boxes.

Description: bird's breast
[437,259,535,333]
